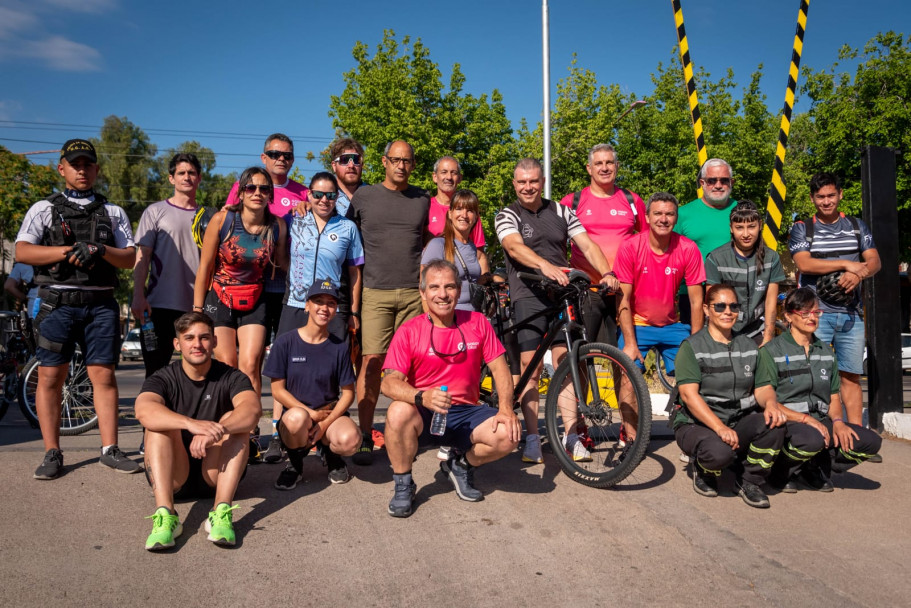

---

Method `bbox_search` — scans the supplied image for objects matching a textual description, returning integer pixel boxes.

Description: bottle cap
[441,385,448,391]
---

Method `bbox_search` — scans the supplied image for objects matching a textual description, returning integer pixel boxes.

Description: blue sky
[0,0,906,176]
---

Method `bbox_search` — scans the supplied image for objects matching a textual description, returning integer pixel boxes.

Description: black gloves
[69,242,106,267]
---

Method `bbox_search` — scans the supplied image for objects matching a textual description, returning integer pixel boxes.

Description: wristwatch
[414,390,424,407]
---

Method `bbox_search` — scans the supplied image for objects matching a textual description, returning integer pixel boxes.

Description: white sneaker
[522,434,543,464]
[437,446,451,461]
[679,452,691,464]
[563,433,593,462]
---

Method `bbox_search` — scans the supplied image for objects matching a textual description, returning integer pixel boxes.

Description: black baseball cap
[306,279,340,302]
[60,139,97,164]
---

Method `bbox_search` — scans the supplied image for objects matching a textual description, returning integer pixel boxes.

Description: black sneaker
[388,473,416,518]
[99,445,140,474]
[352,432,374,466]
[738,480,771,508]
[274,464,301,491]
[441,456,483,502]
[779,477,799,493]
[34,448,63,480]
[263,436,283,463]
[798,467,834,492]
[318,444,350,484]
[868,453,883,463]
[692,468,718,497]
[248,435,263,464]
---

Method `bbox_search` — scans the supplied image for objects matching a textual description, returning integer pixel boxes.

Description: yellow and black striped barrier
[672,0,708,199]
[764,0,810,249]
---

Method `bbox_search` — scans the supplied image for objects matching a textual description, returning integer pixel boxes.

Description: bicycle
[0,310,32,422]
[478,270,651,488]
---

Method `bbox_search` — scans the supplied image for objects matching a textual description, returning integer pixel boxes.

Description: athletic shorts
[417,403,496,453]
[513,297,566,353]
[143,430,249,500]
[360,287,422,355]
[36,299,119,366]
[618,322,691,373]
[204,288,267,330]
[276,304,350,342]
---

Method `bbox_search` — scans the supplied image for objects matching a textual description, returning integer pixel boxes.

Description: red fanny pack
[214,282,263,312]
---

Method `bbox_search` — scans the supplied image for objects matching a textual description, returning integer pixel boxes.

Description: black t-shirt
[347,183,429,289]
[140,360,254,422]
[262,330,355,407]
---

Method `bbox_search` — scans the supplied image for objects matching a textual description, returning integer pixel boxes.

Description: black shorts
[513,297,566,352]
[143,430,247,499]
[204,289,267,330]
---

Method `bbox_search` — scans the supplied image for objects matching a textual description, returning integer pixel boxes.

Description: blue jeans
[814,311,865,375]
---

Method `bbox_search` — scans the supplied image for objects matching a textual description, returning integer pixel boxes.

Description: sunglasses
[710,302,742,313]
[243,183,273,195]
[334,153,362,166]
[793,309,823,319]
[311,190,339,201]
[702,177,732,186]
[264,150,293,161]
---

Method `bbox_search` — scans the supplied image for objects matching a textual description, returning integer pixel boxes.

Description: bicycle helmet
[191,206,216,249]
[815,271,855,307]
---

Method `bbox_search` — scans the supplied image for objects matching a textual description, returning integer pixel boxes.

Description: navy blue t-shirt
[262,331,355,407]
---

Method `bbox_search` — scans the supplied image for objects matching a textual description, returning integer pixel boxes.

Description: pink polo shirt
[427,196,486,248]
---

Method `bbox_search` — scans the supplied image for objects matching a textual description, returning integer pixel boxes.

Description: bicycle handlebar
[516,271,614,295]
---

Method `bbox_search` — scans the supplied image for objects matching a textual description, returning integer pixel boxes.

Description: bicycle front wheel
[544,342,651,488]
[19,349,98,435]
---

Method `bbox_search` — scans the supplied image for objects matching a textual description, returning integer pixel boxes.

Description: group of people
[12,134,883,550]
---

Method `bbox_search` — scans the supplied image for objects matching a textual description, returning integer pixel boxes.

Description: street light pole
[542,0,552,199]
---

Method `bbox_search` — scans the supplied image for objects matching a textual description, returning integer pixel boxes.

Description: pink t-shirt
[558,187,647,278]
[427,196,486,248]
[226,178,308,218]
[613,232,706,327]
[384,309,505,406]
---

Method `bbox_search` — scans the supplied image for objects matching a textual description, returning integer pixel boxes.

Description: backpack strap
[619,188,638,218]
[218,210,236,244]
[572,191,581,213]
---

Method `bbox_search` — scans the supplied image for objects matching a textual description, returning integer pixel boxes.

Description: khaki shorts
[361,287,423,355]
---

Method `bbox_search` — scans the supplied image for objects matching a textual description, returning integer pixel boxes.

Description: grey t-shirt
[348,183,429,290]
[135,200,200,311]
[421,237,481,311]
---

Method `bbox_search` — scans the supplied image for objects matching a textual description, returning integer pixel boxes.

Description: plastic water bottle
[430,385,449,436]
[141,312,158,352]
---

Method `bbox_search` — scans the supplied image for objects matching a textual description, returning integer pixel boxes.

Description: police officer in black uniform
[671,284,787,508]
[755,287,882,493]
[16,139,140,480]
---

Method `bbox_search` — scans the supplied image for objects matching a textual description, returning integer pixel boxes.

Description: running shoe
[263,436,283,463]
[99,445,141,474]
[205,503,239,546]
[618,425,628,449]
[318,444,350,484]
[575,421,594,450]
[34,448,63,480]
[692,468,719,497]
[145,507,182,551]
[248,435,263,465]
[563,433,593,462]
[436,446,452,461]
[441,456,483,502]
[738,481,771,509]
[274,464,301,491]
[352,432,374,466]
[388,473,417,518]
[522,434,543,464]
[679,452,692,464]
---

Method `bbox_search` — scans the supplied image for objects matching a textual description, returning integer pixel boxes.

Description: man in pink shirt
[559,143,647,345]
[380,259,520,517]
[615,192,705,373]
[427,156,489,271]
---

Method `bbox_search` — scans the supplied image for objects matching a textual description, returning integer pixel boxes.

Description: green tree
[152,140,236,208]
[0,146,62,266]
[91,115,158,223]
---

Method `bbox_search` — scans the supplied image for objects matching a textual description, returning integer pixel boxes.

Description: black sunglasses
[710,302,742,313]
[264,150,293,161]
[334,153,362,166]
[311,190,339,201]
[428,314,466,358]
[702,177,732,186]
[243,183,273,194]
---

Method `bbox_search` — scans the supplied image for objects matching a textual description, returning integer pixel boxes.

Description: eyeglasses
[334,153,362,166]
[386,157,414,166]
[702,177,732,186]
[793,309,823,319]
[710,302,742,313]
[243,184,273,195]
[428,315,466,358]
[311,190,339,201]
[264,150,293,161]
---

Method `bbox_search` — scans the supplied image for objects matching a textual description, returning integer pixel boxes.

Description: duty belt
[38,287,115,306]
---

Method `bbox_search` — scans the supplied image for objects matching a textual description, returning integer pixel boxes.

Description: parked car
[862,333,911,375]
[121,328,141,361]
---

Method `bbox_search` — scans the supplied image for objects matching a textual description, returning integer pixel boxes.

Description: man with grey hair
[346,139,430,465]
[559,143,647,345]
[427,156,487,263]
[495,157,619,464]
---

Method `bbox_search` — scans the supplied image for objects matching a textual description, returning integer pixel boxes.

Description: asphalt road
[1,362,910,607]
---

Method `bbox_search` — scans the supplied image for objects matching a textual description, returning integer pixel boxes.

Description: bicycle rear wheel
[18,348,98,435]
[544,342,651,488]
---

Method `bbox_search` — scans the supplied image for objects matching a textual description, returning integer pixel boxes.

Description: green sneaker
[205,503,239,546]
[145,507,182,551]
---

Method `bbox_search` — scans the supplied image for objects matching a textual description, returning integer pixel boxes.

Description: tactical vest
[35,192,119,288]
[760,333,834,417]
[676,328,759,427]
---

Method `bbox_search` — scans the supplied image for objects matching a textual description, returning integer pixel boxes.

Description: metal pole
[542,0,551,200]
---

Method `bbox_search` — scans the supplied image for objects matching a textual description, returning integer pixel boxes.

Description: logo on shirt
[744,364,752,377]
[466,341,479,350]
[328,233,338,242]
[820,368,827,378]
[281,197,292,207]
[755,279,764,289]
[292,356,307,363]
[431,216,438,223]
[665,267,678,275]
[587,209,593,215]
[204,394,211,401]
[522,224,534,240]
[864,234,873,245]
[609,209,617,216]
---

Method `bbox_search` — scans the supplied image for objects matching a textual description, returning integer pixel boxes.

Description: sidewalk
[1,389,909,608]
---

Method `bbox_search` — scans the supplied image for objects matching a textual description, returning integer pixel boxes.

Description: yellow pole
[672,0,708,199]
